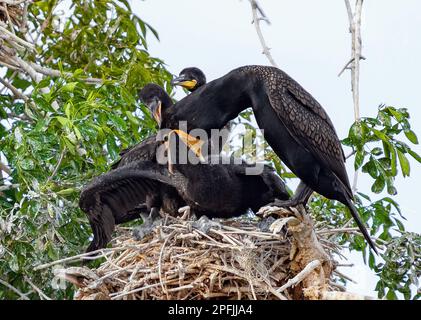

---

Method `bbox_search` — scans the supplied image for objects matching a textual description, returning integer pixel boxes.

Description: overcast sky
[131,0,421,296]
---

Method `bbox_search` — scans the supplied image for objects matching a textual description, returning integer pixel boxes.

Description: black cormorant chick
[154,65,376,252]
[79,158,289,252]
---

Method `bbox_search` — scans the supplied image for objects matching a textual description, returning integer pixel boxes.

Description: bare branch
[342,0,365,192]
[0,23,35,51]
[0,278,29,300]
[20,0,29,33]
[333,269,357,284]
[1,0,29,5]
[338,55,366,77]
[0,161,11,175]
[47,147,67,182]
[322,291,376,300]
[28,62,103,84]
[14,55,42,82]
[249,0,278,68]
[0,76,28,100]
[277,260,321,293]
[24,276,51,300]
[6,112,33,122]
[344,0,354,28]
[345,149,356,160]
[0,183,19,191]
[0,3,15,34]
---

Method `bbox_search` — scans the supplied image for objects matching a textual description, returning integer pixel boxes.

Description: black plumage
[171,67,207,92]
[79,158,289,252]
[159,65,376,252]
[81,82,287,252]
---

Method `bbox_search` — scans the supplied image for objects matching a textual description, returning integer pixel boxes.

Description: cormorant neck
[161,93,174,111]
[163,68,255,131]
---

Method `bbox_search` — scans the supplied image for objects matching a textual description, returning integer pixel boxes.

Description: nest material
[0,2,23,26]
[56,206,355,300]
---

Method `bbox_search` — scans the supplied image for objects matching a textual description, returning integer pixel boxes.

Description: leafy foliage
[343,105,421,195]
[312,105,421,299]
[0,0,170,299]
[374,231,420,300]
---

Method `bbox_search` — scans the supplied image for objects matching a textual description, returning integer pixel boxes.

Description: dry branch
[249,0,278,68]
[341,0,365,192]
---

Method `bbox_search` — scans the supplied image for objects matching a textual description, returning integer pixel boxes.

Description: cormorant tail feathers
[344,197,378,254]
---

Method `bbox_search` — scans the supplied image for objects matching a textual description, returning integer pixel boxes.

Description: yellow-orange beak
[152,101,162,125]
[171,76,197,90]
[164,129,205,173]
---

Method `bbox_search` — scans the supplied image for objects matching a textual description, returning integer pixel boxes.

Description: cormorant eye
[164,134,169,142]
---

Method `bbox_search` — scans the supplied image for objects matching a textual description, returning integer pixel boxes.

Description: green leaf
[106,136,119,160]
[362,158,378,179]
[386,290,398,300]
[371,147,383,156]
[386,107,404,122]
[349,122,364,144]
[356,192,371,201]
[407,149,421,163]
[404,130,418,144]
[382,141,391,159]
[125,110,140,125]
[371,129,387,143]
[61,82,78,93]
[354,150,365,170]
[368,251,376,269]
[120,87,136,106]
[390,147,397,176]
[371,176,385,194]
[55,116,72,128]
[36,77,51,89]
[56,188,76,196]
[386,180,397,196]
[397,149,410,177]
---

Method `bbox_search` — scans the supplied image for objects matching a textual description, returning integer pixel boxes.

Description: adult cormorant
[79,158,289,252]
[146,65,376,252]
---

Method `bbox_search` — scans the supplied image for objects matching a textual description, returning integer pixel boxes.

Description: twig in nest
[277,260,321,293]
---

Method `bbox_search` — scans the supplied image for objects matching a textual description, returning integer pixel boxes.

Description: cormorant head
[138,83,173,126]
[171,67,206,92]
[139,83,204,170]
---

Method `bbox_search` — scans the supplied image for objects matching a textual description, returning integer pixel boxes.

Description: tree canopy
[0,0,419,300]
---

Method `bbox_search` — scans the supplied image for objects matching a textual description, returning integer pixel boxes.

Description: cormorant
[171,67,206,92]
[79,157,289,252]
[87,82,211,251]
[146,65,376,252]
[81,83,287,252]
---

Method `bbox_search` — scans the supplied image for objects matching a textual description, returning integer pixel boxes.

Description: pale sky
[132,0,421,297]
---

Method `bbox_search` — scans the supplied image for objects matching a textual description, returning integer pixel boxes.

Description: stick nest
[55,206,350,300]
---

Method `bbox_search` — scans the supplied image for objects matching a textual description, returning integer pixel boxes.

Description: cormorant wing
[269,82,351,196]
[79,161,174,251]
[224,161,290,201]
[111,135,158,169]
